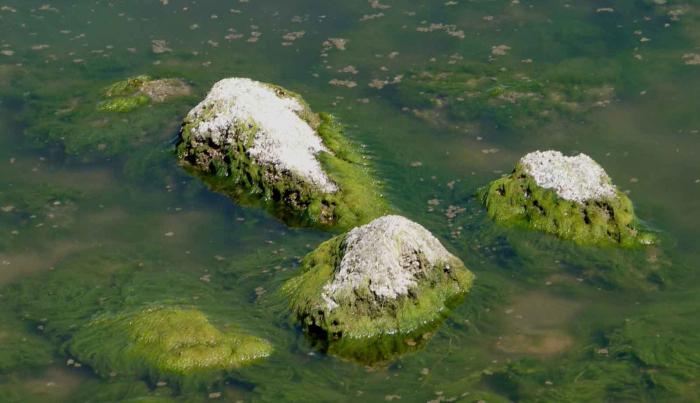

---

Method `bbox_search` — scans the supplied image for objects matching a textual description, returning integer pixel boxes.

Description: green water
[1,0,699,401]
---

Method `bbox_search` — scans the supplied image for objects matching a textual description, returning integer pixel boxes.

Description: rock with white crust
[177,77,386,229]
[482,150,655,246]
[283,215,473,362]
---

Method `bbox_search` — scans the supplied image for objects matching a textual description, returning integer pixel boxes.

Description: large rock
[283,215,473,362]
[482,150,655,247]
[177,77,386,230]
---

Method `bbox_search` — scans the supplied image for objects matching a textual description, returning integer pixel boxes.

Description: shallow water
[1,0,699,401]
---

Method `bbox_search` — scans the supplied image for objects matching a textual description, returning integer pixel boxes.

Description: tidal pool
[1,0,699,401]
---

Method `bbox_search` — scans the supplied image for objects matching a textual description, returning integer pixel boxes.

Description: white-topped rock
[185,77,338,193]
[520,150,616,203]
[321,215,460,310]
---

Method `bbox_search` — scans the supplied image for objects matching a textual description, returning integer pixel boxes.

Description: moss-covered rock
[482,150,654,247]
[283,215,473,362]
[177,77,388,231]
[98,75,192,113]
[67,306,272,378]
[21,74,195,159]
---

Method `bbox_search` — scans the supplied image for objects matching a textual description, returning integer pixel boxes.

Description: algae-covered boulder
[283,215,473,362]
[482,150,654,247]
[98,75,192,112]
[22,74,194,158]
[67,306,272,378]
[176,77,387,230]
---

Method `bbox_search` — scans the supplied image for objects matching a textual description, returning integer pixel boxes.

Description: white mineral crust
[186,77,337,193]
[321,215,458,310]
[520,150,616,203]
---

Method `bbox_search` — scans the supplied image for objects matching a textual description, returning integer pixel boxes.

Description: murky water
[1,0,699,401]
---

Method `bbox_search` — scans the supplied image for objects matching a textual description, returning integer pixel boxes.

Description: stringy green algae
[177,84,388,231]
[282,233,473,362]
[481,161,654,247]
[68,306,272,377]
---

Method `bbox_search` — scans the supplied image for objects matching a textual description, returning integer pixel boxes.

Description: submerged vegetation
[395,58,620,130]
[69,307,272,377]
[0,0,699,401]
[484,290,700,401]
[16,73,195,159]
[2,251,274,391]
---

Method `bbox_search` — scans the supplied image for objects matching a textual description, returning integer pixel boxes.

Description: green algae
[18,73,195,160]
[0,312,54,374]
[481,162,653,247]
[97,94,150,113]
[0,182,80,219]
[2,251,274,390]
[481,288,700,402]
[282,233,474,363]
[104,75,153,98]
[177,91,389,231]
[395,59,620,130]
[0,0,699,401]
[68,307,272,377]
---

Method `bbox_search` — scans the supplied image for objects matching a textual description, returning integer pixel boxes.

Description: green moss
[177,93,389,231]
[481,162,653,247]
[282,234,473,363]
[68,306,272,377]
[104,75,152,97]
[97,94,150,113]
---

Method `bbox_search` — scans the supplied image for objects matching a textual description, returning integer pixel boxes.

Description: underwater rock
[98,75,191,112]
[283,215,473,362]
[67,306,272,377]
[21,73,195,158]
[482,150,654,247]
[177,77,387,230]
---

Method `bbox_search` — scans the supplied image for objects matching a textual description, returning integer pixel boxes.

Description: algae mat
[1,0,699,401]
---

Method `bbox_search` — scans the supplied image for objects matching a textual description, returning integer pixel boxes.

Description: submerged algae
[68,307,272,377]
[283,216,473,362]
[3,251,274,388]
[0,313,54,374]
[481,152,654,247]
[19,73,195,159]
[177,78,388,230]
[483,288,700,402]
[395,58,619,130]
